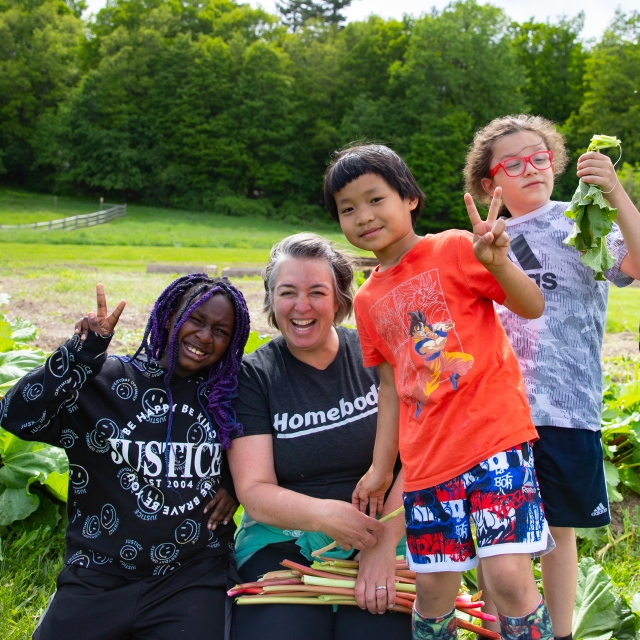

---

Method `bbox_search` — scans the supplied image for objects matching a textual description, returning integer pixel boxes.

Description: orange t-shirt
[354,231,537,492]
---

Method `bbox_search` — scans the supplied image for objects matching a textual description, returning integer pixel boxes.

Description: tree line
[1,0,639,231]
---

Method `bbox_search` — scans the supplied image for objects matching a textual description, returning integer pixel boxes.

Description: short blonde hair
[464,114,569,205]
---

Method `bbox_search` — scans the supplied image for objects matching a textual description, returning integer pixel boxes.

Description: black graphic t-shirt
[0,332,235,577]
[233,327,381,503]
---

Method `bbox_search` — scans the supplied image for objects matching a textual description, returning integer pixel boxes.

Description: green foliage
[0,296,67,530]
[566,12,640,166]
[606,287,640,334]
[573,557,638,640]
[0,528,65,637]
[601,370,640,502]
[511,15,587,125]
[0,0,83,186]
[564,136,623,280]
[244,331,271,355]
[1,0,639,233]
[618,163,640,209]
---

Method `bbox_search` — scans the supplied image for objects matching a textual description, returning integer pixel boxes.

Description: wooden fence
[0,203,127,231]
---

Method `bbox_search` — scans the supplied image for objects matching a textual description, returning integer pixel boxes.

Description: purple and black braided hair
[129,275,250,466]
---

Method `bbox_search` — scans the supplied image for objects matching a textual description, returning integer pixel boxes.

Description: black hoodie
[0,331,236,577]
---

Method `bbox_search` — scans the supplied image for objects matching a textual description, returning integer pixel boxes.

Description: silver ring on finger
[375,585,387,591]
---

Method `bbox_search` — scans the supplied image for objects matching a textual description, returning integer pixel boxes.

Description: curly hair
[464,114,569,206]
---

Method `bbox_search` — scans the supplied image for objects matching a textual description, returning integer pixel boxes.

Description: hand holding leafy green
[564,135,622,280]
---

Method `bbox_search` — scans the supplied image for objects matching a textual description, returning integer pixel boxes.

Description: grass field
[0,188,348,251]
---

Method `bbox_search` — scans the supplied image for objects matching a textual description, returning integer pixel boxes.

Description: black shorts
[33,555,231,640]
[233,542,411,640]
[532,425,610,528]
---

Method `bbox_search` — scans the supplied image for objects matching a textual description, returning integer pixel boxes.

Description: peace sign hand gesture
[463,187,510,269]
[74,284,127,341]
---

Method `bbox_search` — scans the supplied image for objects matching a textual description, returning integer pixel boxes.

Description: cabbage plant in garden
[0,295,68,533]
[601,365,640,502]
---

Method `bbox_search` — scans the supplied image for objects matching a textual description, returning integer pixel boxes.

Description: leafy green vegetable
[573,557,638,640]
[0,429,69,525]
[603,461,623,503]
[564,135,622,280]
[244,331,271,355]
[601,374,640,500]
[0,349,47,384]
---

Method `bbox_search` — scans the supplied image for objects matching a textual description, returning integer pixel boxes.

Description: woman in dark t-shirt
[228,234,409,640]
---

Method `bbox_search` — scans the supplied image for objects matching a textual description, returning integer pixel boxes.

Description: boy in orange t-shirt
[323,144,554,640]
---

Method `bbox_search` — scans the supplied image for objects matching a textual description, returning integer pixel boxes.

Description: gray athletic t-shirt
[496,201,633,431]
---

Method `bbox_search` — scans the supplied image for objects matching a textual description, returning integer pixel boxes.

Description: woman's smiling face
[164,293,235,377]
[272,257,339,360]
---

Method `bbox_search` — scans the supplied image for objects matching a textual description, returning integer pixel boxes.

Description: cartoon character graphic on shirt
[408,310,474,416]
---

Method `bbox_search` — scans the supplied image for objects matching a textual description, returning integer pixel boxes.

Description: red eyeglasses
[489,150,554,177]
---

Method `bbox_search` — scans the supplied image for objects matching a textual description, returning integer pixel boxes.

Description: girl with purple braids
[0,275,250,640]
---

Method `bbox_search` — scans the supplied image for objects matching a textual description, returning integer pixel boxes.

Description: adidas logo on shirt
[591,503,608,517]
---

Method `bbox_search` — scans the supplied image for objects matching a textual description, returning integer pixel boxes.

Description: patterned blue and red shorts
[403,443,552,572]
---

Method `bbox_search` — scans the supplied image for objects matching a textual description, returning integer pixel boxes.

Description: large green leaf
[0,317,14,352]
[573,558,619,640]
[611,595,637,640]
[20,492,62,531]
[0,349,47,384]
[0,378,21,397]
[618,468,640,495]
[0,429,69,486]
[603,461,623,503]
[244,331,271,355]
[9,317,37,343]
[617,381,640,411]
[0,484,40,525]
[43,470,68,502]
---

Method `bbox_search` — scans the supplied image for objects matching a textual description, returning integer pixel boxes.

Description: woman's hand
[203,487,238,531]
[317,500,384,551]
[577,151,618,193]
[354,538,398,614]
[464,187,510,268]
[75,284,126,340]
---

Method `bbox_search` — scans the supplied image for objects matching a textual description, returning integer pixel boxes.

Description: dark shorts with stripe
[532,425,610,528]
[33,554,231,640]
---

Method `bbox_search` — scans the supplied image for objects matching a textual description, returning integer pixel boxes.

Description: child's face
[334,173,417,254]
[481,130,555,217]
[169,293,235,378]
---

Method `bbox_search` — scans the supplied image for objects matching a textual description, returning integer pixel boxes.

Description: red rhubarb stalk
[280,560,353,581]
[457,607,497,622]
[456,618,501,639]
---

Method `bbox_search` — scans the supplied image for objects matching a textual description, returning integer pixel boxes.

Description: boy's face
[163,293,235,378]
[481,131,555,217]
[334,173,417,254]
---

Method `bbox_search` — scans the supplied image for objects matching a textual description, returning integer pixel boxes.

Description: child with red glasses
[464,114,640,640]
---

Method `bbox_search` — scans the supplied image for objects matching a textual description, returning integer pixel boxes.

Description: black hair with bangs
[323,144,426,227]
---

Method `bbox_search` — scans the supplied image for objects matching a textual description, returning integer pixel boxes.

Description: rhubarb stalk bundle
[563,134,622,280]
[229,556,501,639]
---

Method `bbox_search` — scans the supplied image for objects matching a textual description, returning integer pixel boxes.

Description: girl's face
[163,293,235,378]
[272,257,339,361]
[481,130,555,217]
